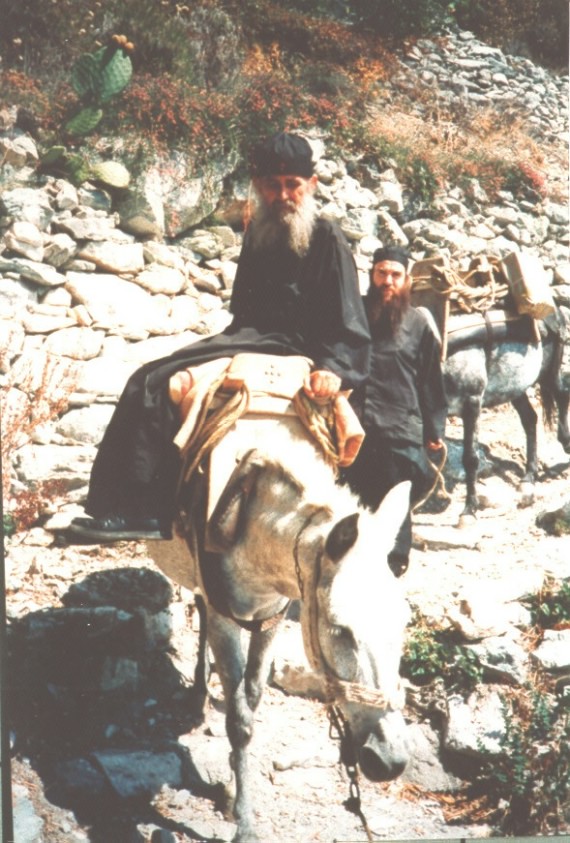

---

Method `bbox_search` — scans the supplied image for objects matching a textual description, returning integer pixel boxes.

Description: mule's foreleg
[230,624,282,843]
[512,393,539,506]
[556,391,570,453]
[191,593,209,715]
[244,623,282,711]
[460,396,482,522]
[208,612,281,843]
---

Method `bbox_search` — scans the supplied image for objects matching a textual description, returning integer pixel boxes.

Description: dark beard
[366,284,411,335]
[248,195,317,257]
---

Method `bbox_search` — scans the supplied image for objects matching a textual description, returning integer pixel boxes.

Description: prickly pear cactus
[66,36,133,134]
[71,43,132,103]
[70,53,105,100]
[98,46,133,102]
[65,106,104,135]
[37,147,87,182]
[65,154,92,186]
[40,146,67,167]
[90,160,130,189]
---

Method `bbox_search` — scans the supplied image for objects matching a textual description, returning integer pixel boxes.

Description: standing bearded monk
[341,246,447,577]
[70,132,371,542]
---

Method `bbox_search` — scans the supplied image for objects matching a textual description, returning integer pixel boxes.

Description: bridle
[293,508,405,712]
[292,508,405,841]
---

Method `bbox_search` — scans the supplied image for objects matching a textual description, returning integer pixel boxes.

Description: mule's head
[206,434,411,781]
[307,482,412,782]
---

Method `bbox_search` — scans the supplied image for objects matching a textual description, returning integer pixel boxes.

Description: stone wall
[1,28,568,522]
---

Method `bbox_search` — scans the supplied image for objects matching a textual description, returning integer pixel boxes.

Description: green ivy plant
[402,612,484,694]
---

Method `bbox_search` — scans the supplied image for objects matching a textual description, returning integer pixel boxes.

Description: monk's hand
[303,370,342,402]
[426,439,444,451]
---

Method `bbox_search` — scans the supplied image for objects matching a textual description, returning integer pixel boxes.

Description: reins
[411,441,451,513]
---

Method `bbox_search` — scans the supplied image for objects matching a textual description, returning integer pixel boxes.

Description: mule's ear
[207,451,262,550]
[373,481,412,550]
[325,512,360,562]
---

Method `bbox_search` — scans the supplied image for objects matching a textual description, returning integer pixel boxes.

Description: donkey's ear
[372,481,411,550]
[325,512,360,562]
[207,451,262,550]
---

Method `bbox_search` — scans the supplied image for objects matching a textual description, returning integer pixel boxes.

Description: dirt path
[6,402,570,842]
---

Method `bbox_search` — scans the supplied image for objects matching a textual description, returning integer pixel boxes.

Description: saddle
[168,352,364,549]
[411,252,556,360]
[445,310,540,355]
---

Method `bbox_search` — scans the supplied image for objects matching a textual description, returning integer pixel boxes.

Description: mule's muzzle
[358,730,409,782]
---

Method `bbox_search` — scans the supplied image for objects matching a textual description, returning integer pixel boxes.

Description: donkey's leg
[205,610,252,840]
[556,391,570,453]
[207,611,281,843]
[192,592,209,713]
[243,623,283,711]
[230,623,282,843]
[460,395,482,523]
[512,392,539,506]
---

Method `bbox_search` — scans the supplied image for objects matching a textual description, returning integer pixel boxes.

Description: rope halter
[292,510,405,713]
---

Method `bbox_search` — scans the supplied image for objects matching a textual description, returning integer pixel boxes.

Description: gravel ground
[5,400,570,843]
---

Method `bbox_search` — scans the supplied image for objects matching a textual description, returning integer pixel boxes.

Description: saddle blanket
[168,353,365,549]
[446,310,540,353]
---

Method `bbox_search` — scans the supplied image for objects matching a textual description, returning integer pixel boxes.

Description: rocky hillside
[1,23,569,843]
[1,28,568,519]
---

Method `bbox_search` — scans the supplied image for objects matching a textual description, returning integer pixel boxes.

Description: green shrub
[477,688,570,834]
[350,0,452,37]
[453,0,569,68]
[273,0,351,21]
[110,1,242,90]
[524,578,570,630]
[406,156,440,208]
[402,612,484,693]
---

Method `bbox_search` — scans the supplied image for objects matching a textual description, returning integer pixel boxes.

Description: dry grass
[1,353,79,505]
[367,100,553,194]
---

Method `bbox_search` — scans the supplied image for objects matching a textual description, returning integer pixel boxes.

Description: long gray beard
[249,194,317,257]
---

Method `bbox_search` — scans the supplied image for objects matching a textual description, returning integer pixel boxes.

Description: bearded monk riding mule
[149,352,411,843]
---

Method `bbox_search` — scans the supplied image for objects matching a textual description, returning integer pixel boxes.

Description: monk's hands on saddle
[303,369,342,402]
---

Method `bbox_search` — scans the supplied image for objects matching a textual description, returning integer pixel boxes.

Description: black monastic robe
[354,304,447,447]
[343,303,447,513]
[85,218,370,521]
[341,302,447,558]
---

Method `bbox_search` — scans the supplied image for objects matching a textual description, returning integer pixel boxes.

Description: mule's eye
[331,624,356,648]
[328,624,358,680]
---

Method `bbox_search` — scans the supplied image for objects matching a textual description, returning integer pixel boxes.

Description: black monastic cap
[250,132,315,178]
[372,245,411,270]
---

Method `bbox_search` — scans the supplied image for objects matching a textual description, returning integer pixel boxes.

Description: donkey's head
[307,482,412,781]
[207,434,411,781]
